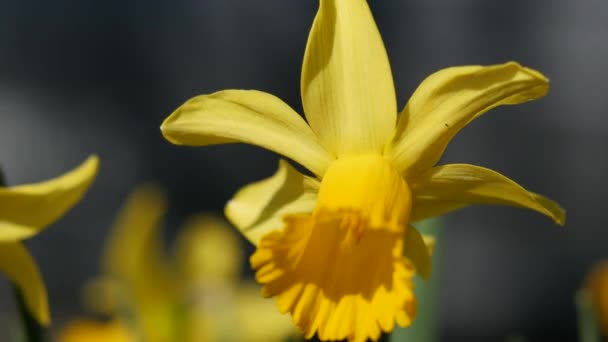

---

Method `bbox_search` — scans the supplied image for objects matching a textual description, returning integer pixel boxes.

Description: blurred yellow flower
[175,215,295,342]
[160,1,565,340]
[586,261,608,336]
[56,319,135,342]
[99,185,176,342]
[0,155,98,326]
[74,185,294,342]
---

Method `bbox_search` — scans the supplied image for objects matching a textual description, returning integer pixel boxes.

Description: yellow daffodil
[586,261,608,336]
[83,186,294,342]
[99,185,177,342]
[58,186,173,342]
[175,215,295,342]
[56,319,135,342]
[0,156,98,326]
[160,1,565,340]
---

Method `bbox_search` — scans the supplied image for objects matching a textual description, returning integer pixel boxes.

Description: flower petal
[102,185,169,281]
[101,185,177,342]
[301,0,397,155]
[409,164,565,225]
[225,160,319,246]
[387,62,549,176]
[0,155,99,242]
[161,90,333,176]
[0,242,49,325]
[174,214,242,284]
[56,319,135,342]
[404,226,432,279]
[409,199,466,223]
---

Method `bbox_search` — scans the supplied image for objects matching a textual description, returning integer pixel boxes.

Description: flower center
[314,154,412,245]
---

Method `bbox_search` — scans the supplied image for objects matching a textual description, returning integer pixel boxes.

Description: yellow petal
[101,185,177,342]
[161,90,333,176]
[0,242,49,326]
[251,214,415,342]
[422,234,436,256]
[102,185,168,279]
[174,214,242,284]
[387,62,549,176]
[409,198,466,222]
[409,164,565,225]
[404,226,432,279]
[56,319,136,342]
[225,160,319,246]
[301,0,396,155]
[0,155,99,242]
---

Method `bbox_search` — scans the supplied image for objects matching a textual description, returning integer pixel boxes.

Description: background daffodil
[99,185,176,342]
[160,0,565,341]
[583,261,608,338]
[0,155,98,326]
[174,215,296,342]
[64,185,294,342]
[55,319,135,342]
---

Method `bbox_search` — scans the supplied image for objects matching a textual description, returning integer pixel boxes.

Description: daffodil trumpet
[161,0,565,341]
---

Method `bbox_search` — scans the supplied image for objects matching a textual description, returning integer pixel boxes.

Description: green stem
[13,286,46,342]
[576,290,600,342]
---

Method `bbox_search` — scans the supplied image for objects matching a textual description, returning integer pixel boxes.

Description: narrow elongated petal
[409,164,565,225]
[0,155,99,242]
[161,90,333,176]
[101,185,177,342]
[225,160,319,246]
[102,185,169,281]
[387,62,549,176]
[410,198,466,222]
[0,242,49,325]
[301,0,397,155]
[404,226,432,279]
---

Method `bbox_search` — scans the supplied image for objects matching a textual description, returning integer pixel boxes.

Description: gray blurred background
[0,0,606,341]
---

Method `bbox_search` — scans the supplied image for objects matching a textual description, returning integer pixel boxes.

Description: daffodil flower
[100,185,177,342]
[160,0,565,340]
[84,186,294,342]
[174,215,296,342]
[585,261,608,337]
[0,156,98,326]
[56,186,176,342]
